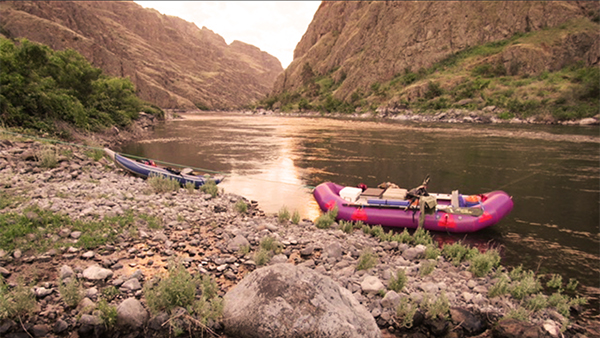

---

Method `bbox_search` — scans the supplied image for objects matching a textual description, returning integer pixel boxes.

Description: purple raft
[313,182,513,233]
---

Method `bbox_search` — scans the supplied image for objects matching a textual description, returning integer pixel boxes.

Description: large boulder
[223,263,381,338]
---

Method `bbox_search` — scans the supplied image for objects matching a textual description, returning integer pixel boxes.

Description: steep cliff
[0,1,283,109]
[268,1,599,121]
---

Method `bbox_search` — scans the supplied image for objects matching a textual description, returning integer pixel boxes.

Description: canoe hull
[104,149,223,188]
[313,182,513,233]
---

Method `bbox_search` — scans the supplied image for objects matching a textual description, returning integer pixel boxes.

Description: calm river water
[120,113,599,317]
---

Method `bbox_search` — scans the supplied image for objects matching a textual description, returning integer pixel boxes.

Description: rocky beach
[0,132,596,338]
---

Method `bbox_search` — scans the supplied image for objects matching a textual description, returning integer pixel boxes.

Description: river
[120,112,600,318]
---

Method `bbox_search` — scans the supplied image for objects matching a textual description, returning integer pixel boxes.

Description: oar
[342,203,484,217]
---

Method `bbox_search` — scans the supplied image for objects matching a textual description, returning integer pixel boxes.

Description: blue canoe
[104,148,223,188]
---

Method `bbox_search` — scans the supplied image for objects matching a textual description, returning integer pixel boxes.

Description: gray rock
[148,312,169,331]
[381,291,401,309]
[450,307,485,335]
[30,324,50,337]
[227,234,250,252]
[53,319,69,333]
[82,265,113,281]
[223,263,381,338]
[361,276,384,294]
[0,266,10,278]
[117,297,148,329]
[324,241,342,259]
[402,245,426,260]
[70,231,82,239]
[33,287,53,298]
[79,314,102,326]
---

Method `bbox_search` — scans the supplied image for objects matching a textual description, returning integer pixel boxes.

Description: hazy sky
[134,1,321,68]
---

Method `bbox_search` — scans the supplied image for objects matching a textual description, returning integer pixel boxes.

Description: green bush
[145,263,197,313]
[441,242,478,266]
[468,248,501,277]
[357,248,378,270]
[396,297,417,328]
[388,269,408,292]
[97,299,118,328]
[291,210,301,224]
[277,206,290,223]
[59,277,84,308]
[200,179,219,197]
[315,206,338,229]
[0,277,37,320]
[235,200,248,214]
[0,38,162,134]
[148,174,180,193]
[37,145,59,169]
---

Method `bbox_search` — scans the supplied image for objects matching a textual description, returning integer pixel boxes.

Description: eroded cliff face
[0,1,283,109]
[274,1,599,101]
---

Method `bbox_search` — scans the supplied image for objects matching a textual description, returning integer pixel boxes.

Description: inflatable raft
[313,182,513,233]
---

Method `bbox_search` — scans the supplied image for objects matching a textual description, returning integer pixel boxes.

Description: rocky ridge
[0,1,283,109]
[273,1,599,101]
[0,138,595,337]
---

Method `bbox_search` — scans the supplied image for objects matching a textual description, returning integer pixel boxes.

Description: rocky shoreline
[0,134,596,338]
[238,107,600,127]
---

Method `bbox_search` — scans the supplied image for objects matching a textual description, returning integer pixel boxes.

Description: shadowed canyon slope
[0,1,283,109]
[273,1,599,103]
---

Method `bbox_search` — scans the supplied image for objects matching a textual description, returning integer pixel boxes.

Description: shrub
[291,210,301,224]
[357,248,377,270]
[566,278,579,292]
[547,274,563,289]
[424,244,441,259]
[423,292,450,319]
[469,248,501,277]
[259,236,282,253]
[200,179,219,198]
[413,227,433,245]
[0,38,162,134]
[419,260,437,276]
[525,293,548,312]
[144,262,197,313]
[101,286,119,301]
[237,244,250,256]
[396,297,417,328]
[37,145,58,168]
[340,220,354,234]
[315,211,335,229]
[254,248,271,266]
[504,307,530,321]
[388,269,407,292]
[148,174,180,193]
[489,275,510,298]
[235,200,248,214]
[393,228,413,243]
[84,147,104,161]
[59,277,83,308]
[510,271,542,300]
[370,225,385,238]
[277,206,290,223]
[0,277,37,320]
[184,181,195,193]
[97,299,117,328]
[442,242,478,266]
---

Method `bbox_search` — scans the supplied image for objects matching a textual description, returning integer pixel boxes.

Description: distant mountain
[0,1,283,109]
[268,1,599,121]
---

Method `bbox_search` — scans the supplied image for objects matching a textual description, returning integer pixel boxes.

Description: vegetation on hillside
[258,19,599,122]
[0,38,163,136]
